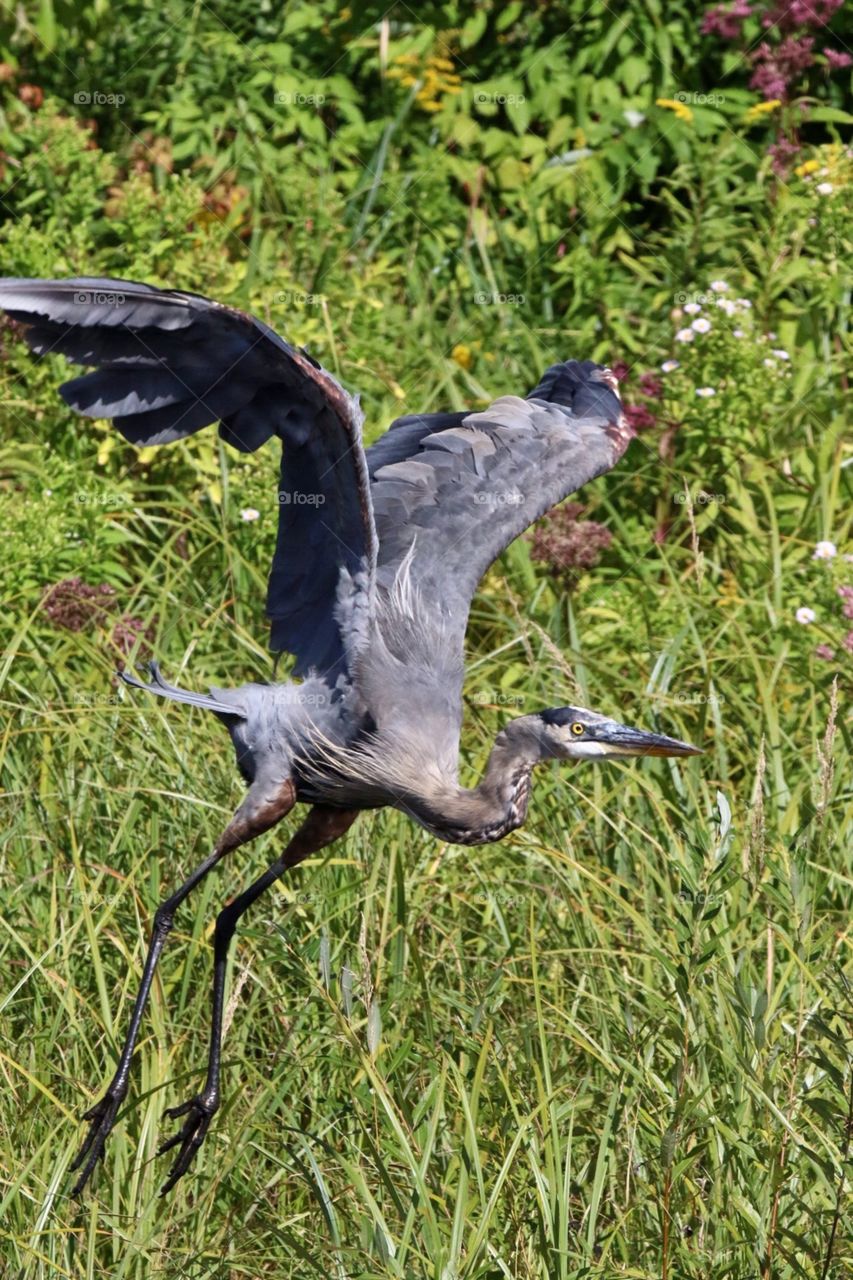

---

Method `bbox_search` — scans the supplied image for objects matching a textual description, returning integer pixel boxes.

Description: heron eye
[571,722,585,735]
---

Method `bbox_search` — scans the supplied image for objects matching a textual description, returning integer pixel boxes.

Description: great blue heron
[0,277,700,1196]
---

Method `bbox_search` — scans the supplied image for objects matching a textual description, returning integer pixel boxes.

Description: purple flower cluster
[761,0,843,32]
[638,372,664,397]
[750,35,816,100]
[530,503,613,582]
[767,136,802,176]
[42,577,117,631]
[41,575,155,657]
[110,613,156,658]
[701,1,752,40]
[612,360,664,433]
[701,0,850,167]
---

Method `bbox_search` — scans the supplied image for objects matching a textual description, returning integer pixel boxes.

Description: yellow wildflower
[656,97,693,123]
[388,48,461,111]
[451,343,473,370]
[794,158,820,176]
[716,570,745,608]
[744,99,781,122]
[97,433,115,468]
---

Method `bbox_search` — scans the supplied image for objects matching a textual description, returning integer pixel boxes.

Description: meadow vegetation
[0,3,850,1277]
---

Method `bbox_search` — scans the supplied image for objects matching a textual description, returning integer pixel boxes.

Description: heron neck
[411,723,544,846]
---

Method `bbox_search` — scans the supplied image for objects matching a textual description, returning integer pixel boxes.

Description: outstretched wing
[367,359,631,643]
[0,277,376,679]
[342,360,632,786]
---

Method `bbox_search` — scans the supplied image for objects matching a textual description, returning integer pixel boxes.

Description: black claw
[157,1095,217,1194]
[156,1128,186,1157]
[68,1090,125,1195]
[163,1097,194,1120]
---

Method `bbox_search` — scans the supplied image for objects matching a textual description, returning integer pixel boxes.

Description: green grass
[1,449,850,1278]
[0,35,850,1272]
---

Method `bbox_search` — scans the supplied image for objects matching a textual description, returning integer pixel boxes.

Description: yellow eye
[571,722,585,735]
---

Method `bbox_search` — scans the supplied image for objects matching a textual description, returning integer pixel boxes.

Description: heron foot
[69,1085,127,1196]
[117,662,242,717]
[157,1092,219,1194]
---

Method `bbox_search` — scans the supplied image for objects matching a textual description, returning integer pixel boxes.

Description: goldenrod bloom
[744,99,781,121]
[794,159,820,176]
[656,97,693,123]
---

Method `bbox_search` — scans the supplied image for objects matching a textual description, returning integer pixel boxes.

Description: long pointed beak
[604,725,703,758]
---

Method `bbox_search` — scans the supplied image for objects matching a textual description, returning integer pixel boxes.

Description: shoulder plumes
[297,550,463,806]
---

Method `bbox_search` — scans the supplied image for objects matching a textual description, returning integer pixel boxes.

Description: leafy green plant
[0,5,850,1277]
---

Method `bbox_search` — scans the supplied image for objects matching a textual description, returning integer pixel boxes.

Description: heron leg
[69,778,296,1197]
[157,805,360,1195]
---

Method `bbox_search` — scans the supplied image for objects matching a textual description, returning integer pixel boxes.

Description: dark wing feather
[0,277,376,679]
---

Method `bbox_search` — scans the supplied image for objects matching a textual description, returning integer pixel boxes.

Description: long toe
[68,1090,125,1197]
[157,1096,217,1195]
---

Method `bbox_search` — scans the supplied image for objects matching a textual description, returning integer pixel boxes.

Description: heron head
[536,705,702,760]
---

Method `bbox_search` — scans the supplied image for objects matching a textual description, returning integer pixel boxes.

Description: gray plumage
[0,275,700,1195]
